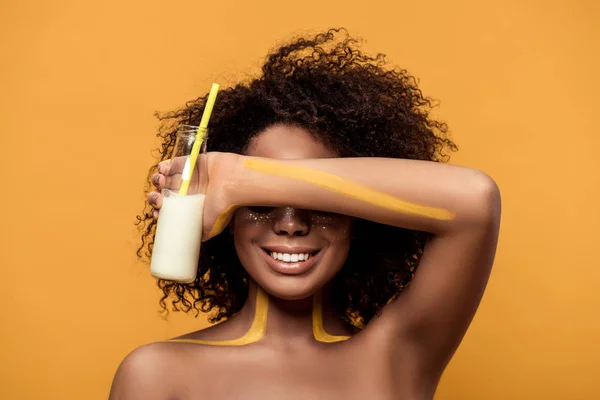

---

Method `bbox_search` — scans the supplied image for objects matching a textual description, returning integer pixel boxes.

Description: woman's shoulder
[109,343,176,399]
[116,338,218,372]
[117,341,196,374]
[109,341,213,399]
[114,325,240,378]
[120,341,183,365]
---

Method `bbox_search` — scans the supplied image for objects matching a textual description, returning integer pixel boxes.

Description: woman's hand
[147,152,241,241]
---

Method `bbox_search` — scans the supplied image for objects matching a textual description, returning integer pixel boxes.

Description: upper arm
[367,173,501,365]
[109,344,173,400]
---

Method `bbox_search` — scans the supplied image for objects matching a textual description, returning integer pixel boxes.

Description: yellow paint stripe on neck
[312,290,351,343]
[244,158,454,221]
[167,286,349,346]
[167,286,268,346]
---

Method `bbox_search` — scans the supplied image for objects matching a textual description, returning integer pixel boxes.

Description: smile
[260,247,321,275]
[269,252,313,263]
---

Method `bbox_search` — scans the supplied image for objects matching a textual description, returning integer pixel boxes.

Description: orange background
[1,0,599,399]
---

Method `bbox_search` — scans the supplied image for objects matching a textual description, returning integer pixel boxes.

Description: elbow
[466,171,502,225]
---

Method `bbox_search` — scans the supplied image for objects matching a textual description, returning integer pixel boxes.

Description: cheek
[321,226,353,278]
[232,209,274,235]
[231,209,275,259]
[312,215,354,273]
[311,214,353,243]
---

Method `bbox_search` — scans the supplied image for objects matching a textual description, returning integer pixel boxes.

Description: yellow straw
[179,83,220,195]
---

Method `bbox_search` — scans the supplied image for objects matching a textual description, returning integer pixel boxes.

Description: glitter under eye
[311,211,343,225]
[242,206,276,223]
[238,207,353,231]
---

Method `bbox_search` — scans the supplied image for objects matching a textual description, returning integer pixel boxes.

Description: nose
[273,207,310,236]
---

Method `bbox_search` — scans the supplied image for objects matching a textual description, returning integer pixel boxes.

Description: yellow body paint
[166,287,349,346]
[188,158,437,346]
[167,286,268,346]
[208,204,238,238]
[244,159,455,221]
[312,291,351,343]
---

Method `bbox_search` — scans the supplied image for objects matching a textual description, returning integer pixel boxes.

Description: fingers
[151,160,172,190]
[148,190,163,219]
[148,155,204,220]
[157,160,171,174]
[160,155,205,193]
[151,172,165,190]
[158,156,192,192]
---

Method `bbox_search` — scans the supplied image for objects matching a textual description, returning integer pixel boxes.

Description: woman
[110,29,501,399]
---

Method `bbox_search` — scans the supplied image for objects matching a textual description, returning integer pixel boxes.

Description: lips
[261,245,320,254]
[260,247,321,275]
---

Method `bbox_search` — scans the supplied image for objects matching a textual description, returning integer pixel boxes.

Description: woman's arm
[151,153,499,363]
[227,155,501,363]
[228,155,498,235]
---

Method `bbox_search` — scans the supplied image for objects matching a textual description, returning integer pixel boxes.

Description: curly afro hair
[136,28,457,329]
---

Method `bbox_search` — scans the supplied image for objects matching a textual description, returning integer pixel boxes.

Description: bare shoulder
[172,317,248,341]
[109,342,191,400]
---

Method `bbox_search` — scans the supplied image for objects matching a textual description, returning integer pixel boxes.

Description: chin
[256,275,322,301]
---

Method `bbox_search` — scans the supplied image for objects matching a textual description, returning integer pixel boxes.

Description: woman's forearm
[230,156,500,235]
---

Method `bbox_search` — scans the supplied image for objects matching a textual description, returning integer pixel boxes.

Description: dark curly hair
[136,28,457,329]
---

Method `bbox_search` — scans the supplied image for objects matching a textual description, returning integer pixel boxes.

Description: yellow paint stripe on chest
[312,291,351,343]
[167,286,268,346]
[166,287,351,346]
[244,159,455,221]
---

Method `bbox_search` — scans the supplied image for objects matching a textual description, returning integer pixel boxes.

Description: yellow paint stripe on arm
[244,159,455,221]
[208,204,239,238]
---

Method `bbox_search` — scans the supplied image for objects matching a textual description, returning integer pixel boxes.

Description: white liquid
[150,191,206,283]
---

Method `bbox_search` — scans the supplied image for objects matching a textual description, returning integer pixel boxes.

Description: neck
[234,280,353,345]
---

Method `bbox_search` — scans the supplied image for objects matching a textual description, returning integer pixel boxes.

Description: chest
[173,342,429,400]
[199,364,393,400]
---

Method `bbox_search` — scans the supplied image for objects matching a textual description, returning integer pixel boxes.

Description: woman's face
[231,124,353,300]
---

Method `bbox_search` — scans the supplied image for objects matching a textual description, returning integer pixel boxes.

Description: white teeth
[268,251,313,263]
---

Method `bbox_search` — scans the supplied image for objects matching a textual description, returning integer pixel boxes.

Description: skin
[110,124,501,400]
